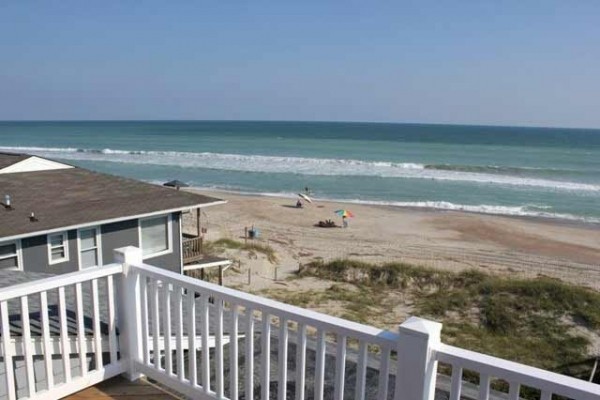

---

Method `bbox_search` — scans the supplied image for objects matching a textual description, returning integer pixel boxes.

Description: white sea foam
[340,200,597,221]
[181,186,600,223]
[1,146,599,192]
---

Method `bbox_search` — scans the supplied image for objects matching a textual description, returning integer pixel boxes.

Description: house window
[0,241,21,270]
[140,215,172,258]
[48,232,69,264]
[78,227,101,269]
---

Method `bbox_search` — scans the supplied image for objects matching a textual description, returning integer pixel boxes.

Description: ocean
[1,121,599,223]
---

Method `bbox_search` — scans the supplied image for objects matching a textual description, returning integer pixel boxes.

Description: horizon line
[0,118,599,131]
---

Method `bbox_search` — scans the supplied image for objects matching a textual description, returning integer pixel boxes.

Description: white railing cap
[399,316,442,339]
[114,246,143,265]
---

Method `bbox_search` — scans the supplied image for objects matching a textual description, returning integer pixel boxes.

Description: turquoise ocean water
[1,121,599,223]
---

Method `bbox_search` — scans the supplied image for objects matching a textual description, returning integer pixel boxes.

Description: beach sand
[183,189,600,290]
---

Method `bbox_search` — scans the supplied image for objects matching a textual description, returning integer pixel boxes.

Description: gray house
[0,152,224,275]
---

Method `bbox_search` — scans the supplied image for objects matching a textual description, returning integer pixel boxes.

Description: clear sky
[1,1,599,128]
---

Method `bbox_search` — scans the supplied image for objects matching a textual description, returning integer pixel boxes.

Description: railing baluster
[295,323,307,400]
[334,334,347,400]
[0,301,16,400]
[540,390,552,400]
[163,282,173,376]
[139,275,149,366]
[200,293,210,392]
[216,299,224,398]
[40,291,54,390]
[152,279,160,370]
[75,283,87,376]
[58,286,71,382]
[91,279,102,370]
[450,365,463,400]
[175,287,184,381]
[314,329,326,400]
[355,341,368,400]
[245,307,255,400]
[508,382,520,400]
[187,289,197,386]
[107,275,118,365]
[377,346,390,400]
[230,304,239,399]
[478,373,490,400]
[20,296,35,397]
[261,312,271,400]
[278,317,288,400]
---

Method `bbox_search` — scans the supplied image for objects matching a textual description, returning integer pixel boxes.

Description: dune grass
[204,238,278,263]
[290,259,600,379]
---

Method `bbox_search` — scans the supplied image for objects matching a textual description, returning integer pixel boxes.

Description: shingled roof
[0,152,29,169]
[0,157,223,239]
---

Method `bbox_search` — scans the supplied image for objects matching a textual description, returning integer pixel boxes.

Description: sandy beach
[184,189,600,290]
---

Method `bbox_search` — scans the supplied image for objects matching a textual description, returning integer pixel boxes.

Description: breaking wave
[340,200,600,222]
[1,146,599,192]
[424,164,566,174]
[183,186,600,223]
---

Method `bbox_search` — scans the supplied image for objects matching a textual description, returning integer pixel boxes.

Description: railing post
[114,246,144,381]
[395,316,442,400]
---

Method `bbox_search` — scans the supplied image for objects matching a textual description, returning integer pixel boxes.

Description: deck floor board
[63,377,181,399]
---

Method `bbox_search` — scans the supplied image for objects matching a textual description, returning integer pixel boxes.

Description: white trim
[179,214,184,274]
[47,231,69,265]
[0,156,73,174]
[183,259,232,271]
[138,214,173,260]
[0,239,22,271]
[76,226,102,270]
[0,201,227,243]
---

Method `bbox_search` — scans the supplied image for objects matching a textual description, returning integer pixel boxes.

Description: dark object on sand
[163,179,189,190]
[316,219,337,228]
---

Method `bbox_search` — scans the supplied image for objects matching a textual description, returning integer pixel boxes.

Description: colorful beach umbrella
[334,209,354,218]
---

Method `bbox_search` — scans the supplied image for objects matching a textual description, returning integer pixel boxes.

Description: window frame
[138,214,173,260]
[77,227,102,270]
[47,231,70,265]
[0,240,22,271]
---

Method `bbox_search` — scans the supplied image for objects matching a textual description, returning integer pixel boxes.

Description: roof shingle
[0,164,222,239]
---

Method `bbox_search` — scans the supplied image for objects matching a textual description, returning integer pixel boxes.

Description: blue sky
[1,1,599,128]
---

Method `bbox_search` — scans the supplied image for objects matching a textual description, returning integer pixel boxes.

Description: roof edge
[0,200,227,242]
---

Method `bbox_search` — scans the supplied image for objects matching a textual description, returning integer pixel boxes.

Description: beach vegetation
[271,259,600,381]
[203,238,278,263]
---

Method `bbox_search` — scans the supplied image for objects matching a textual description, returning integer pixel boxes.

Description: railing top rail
[131,262,399,347]
[0,263,123,302]
[437,344,600,400]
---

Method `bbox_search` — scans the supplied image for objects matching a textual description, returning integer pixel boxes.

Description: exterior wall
[14,212,182,274]
[100,219,139,264]
[21,230,79,274]
[142,212,182,273]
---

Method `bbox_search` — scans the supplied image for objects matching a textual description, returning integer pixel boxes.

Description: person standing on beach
[342,215,348,228]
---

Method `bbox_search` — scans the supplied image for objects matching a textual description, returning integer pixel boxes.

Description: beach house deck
[0,246,598,400]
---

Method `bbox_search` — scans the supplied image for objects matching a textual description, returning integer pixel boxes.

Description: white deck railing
[0,263,125,400]
[1,246,599,400]
[436,344,600,400]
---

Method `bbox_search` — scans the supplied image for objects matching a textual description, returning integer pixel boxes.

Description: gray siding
[141,212,182,273]
[100,219,139,264]
[16,212,182,274]
[22,230,79,274]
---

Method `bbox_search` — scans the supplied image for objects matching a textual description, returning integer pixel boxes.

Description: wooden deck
[63,377,181,399]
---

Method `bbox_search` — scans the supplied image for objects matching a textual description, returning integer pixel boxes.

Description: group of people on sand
[297,186,350,228]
